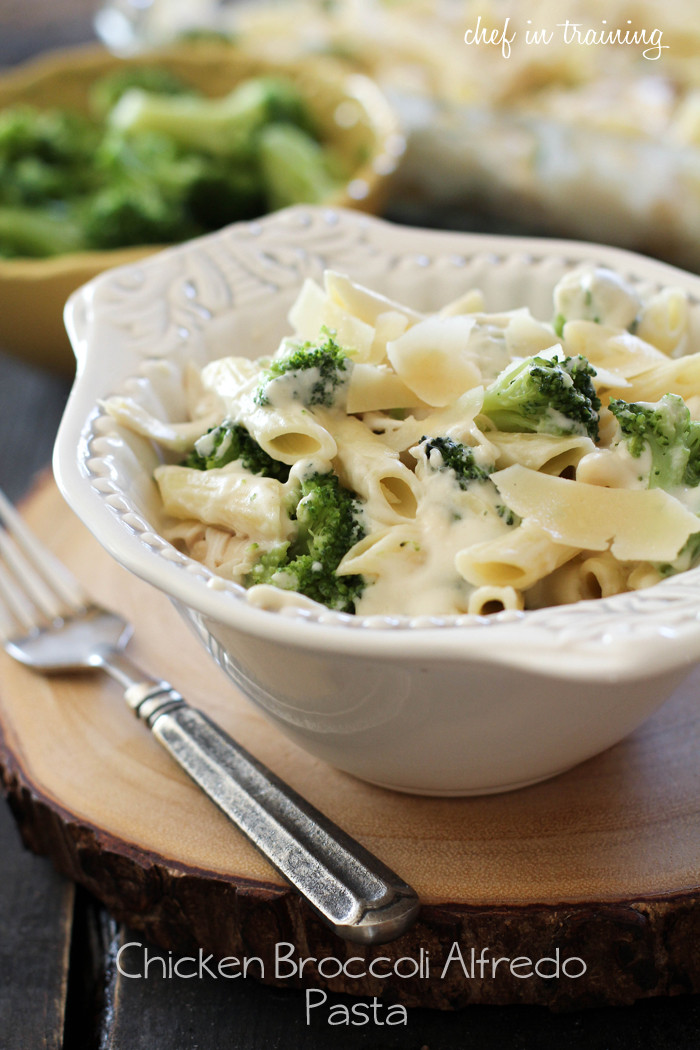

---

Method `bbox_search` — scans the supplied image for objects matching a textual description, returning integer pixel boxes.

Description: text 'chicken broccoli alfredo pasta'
[105,266,700,618]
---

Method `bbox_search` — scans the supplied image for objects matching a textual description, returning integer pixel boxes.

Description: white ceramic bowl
[55,206,700,796]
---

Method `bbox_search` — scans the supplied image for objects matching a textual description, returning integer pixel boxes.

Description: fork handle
[117,675,419,945]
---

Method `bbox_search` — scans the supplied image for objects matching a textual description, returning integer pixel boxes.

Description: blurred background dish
[232,0,700,270]
[98,0,700,271]
[0,41,403,371]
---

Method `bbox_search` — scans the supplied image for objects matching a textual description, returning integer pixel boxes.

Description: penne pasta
[109,264,700,618]
[102,395,222,452]
[244,401,337,464]
[467,585,524,616]
[456,523,579,590]
[154,462,293,541]
[330,414,420,522]
[485,431,596,475]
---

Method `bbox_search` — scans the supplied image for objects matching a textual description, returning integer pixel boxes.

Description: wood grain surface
[1,475,699,1010]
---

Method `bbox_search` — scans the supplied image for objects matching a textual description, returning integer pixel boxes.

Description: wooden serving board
[1,475,699,1011]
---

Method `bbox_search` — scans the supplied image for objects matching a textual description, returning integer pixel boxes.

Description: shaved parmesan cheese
[492,464,700,561]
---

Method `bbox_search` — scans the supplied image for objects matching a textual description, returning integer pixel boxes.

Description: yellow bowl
[0,43,404,373]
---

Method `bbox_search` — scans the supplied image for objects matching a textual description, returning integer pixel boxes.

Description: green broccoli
[83,181,192,249]
[184,162,265,229]
[255,332,351,408]
[480,354,601,441]
[246,471,366,612]
[417,435,520,525]
[83,132,203,248]
[89,66,196,118]
[0,204,85,258]
[84,128,265,248]
[257,123,342,209]
[107,75,316,159]
[0,105,98,208]
[608,394,700,491]
[607,394,700,579]
[418,436,492,488]
[183,421,290,482]
[0,69,338,257]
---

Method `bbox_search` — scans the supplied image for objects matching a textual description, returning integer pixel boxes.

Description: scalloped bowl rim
[54,206,700,682]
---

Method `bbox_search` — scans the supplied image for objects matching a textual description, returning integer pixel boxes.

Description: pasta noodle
[243,401,337,464]
[484,432,596,475]
[106,264,700,618]
[526,550,630,607]
[455,523,579,590]
[329,415,420,523]
[467,586,524,616]
[620,352,700,403]
[562,322,668,379]
[155,462,293,541]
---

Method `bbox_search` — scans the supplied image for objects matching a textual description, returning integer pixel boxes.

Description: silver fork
[0,487,419,945]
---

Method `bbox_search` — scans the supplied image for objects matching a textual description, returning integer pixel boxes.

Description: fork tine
[0,527,66,621]
[0,488,87,612]
[0,559,40,638]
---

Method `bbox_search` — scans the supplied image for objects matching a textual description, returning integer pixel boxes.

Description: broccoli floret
[255,332,351,408]
[419,436,492,488]
[608,394,700,491]
[0,105,98,207]
[417,435,520,526]
[101,76,333,226]
[84,182,191,249]
[85,128,265,247]
[0,204,85,258]
[0,106,96,169]
[84,131,206,247]
[246,544,291,581]
[89,67,196,118]
[480,354,601,441]
[108,76,316,159]
[608,395,700,579]
[184,163,265,229]
[0,71,331,257]
[183,421,290,482]
[257,123,341,209]
[246,471,366,612]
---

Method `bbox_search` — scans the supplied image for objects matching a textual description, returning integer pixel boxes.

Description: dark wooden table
[1,5,700,1047]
